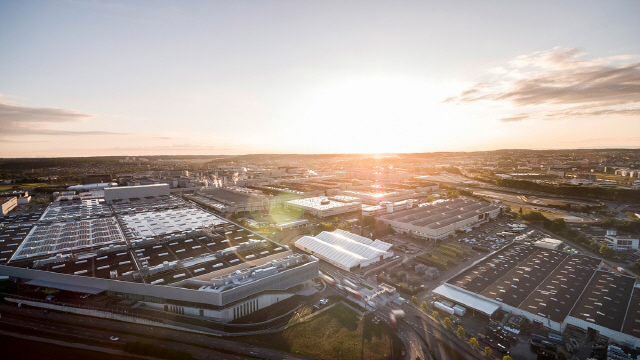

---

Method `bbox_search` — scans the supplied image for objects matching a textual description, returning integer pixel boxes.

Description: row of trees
[493,178,640,203]
[413,299,512,359]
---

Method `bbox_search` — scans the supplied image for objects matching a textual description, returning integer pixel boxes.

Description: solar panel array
[119,208,227,240]
[14,218,126,260]
[40,199,112,221]
[110,195,190,214]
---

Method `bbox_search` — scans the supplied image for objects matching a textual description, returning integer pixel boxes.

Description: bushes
[494,178,640,203]
[416,243,466,270]
[123,341,194,360]
[472,245,490,253]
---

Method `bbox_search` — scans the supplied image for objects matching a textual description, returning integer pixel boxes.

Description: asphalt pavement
[0,303,313,360]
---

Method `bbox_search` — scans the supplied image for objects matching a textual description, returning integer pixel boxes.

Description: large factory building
[0,185,319,322]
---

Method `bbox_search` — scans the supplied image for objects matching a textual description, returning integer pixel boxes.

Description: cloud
[498,107,640,123]
[446,47,640,122]
[0,100,93,123]
[0,97,129,136]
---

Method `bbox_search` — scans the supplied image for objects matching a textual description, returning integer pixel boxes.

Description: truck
[434,301,455,315]
[389,310,405,329]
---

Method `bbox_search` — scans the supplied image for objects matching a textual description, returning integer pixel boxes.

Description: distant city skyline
[1,1,639,158]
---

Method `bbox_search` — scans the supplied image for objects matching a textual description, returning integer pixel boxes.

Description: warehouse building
[295,229,393,271]
[433,242,640,348]
[104,183,170,201]
[0,185,319,322]
[186,187,270,214]
[0,197,18,215]
[380,198,501,240]
[339,184,436,205]
[285,195,361,218]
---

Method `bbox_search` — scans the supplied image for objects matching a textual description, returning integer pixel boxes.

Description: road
[0,303,313,360]
[377,303,483,360]
[375,304,430,360]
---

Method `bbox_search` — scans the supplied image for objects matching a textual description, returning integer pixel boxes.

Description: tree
[412,296,418,305]
[519,207,523,214]
[469,337,479,349]
[503,356,512,360]
[599,245,615,259]
[420,301,428,313]
[427,195,435,202]
[635,257,640,270]
[505,206,512,213]
[484,347,492,357]
[550,218,567,232]
[457,326,465,338]
[432,311,439,321]
[443,317,453,329]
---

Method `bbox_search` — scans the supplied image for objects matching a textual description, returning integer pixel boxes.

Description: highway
[399,302,484,360]
[0,303,313,360]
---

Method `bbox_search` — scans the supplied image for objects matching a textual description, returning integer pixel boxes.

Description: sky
[1,1,639,158]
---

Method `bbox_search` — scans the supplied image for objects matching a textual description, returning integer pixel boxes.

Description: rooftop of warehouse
[518,254,601,323]
[286,196,360,210]
[381,199,500,229]
[3,195,294,287]
[200,188,265,204]
[569,270,637,331]
[622,288,640,338]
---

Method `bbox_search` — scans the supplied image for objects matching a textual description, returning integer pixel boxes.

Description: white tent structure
[295,229,393,271]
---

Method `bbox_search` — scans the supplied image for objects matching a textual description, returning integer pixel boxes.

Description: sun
[297,75,459,153]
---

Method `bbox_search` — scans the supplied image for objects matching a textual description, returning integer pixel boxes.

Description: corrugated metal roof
[295,230,392,269]
[433,284,500,316]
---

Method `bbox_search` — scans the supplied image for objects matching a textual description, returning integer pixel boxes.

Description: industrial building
[0,197,17,215]
[433,242,640,348]
[185,187,271,214]
[295,229,393,271]
[361,199,416,217]
[602,230,639,250]
[0,185,319,322]
[339,184,437,205]
[104,183,170,201]
[285,196,362,218]
[380,198,501,240]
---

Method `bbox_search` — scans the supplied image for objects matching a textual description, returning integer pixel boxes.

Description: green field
[0,183,48,191]
[514,205,558,218]
[238,303,402,360]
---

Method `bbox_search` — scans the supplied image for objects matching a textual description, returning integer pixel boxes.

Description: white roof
[286,196,360,210]
[533,238,563,249]
[295,229,392,269]
[433,284,500,316]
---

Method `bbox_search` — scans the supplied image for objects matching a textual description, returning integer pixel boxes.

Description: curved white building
[295,229,393,271]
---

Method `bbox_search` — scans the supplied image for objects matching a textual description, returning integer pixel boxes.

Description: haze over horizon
[1,1,640,158]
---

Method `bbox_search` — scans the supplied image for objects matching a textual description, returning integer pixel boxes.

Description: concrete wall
[564,316,640,348]
[104,184,170,201]
[0,257,318,307]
